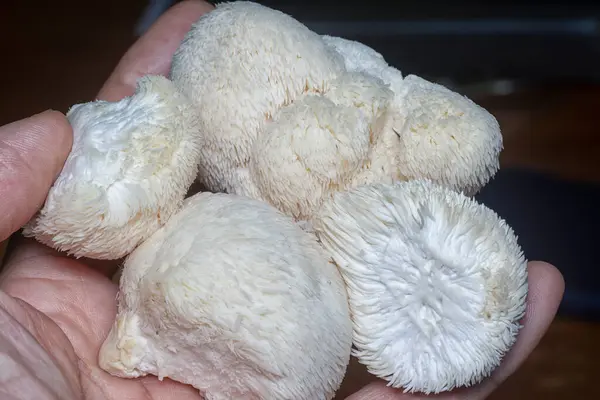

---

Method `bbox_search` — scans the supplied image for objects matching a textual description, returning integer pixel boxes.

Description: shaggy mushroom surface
[24,76,201,259]
[170,1,502,221]
[314,180,529,393]
[99,192,353,400]
[21,1,529,396]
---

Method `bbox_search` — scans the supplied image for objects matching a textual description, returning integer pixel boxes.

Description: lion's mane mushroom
[98,192,353,400]
[169,1,346,197]
[170,1,502,223]
[170,1,524,394]
[322,35,503,195]
[23,76,202,259]
[313,179,528,394]
[20,1,529,397]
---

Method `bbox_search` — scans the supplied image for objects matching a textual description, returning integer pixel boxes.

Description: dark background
[1,0,599,398]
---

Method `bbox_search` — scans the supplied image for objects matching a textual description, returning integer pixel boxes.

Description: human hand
[0,1,564,399]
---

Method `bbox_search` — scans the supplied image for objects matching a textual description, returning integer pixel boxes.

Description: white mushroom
[99,192,353,400]
[169,1,501,225]
[322,71,409,188]
[313,179,528,394]
[391,75,503,195]
[250,94,372,221]
[321,35,405,93]
[169,1,345,194]
[23,75,201,259]
[19,3,525,396]
[323,35,502,195]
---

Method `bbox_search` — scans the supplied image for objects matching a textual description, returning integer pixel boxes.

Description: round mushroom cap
[23,76,201,259]
[250,94,371,220]
[391,75,503,195]
[324,71,393,122]
[313,179,528,394]
[170,1,345,194]
[99,192,353,400]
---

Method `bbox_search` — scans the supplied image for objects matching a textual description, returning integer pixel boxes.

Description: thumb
[0,110,73,242]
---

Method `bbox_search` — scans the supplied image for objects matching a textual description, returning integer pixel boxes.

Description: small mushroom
[250,94,372,221]
[99,192,353,400]
[313,179,528,394]
[391,75,503,195]
[23,76,201,259]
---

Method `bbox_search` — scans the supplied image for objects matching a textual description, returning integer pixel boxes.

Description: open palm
[0,2,564,399]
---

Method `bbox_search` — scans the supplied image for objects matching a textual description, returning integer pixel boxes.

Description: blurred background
[1,0,599,398]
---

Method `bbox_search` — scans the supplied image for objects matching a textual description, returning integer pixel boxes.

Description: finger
[472,261,564,397]
[345,261,565,400]
[97,0,214,102]
[0,111,73,242]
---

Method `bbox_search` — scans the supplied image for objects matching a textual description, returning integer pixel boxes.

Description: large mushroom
[98,192,353,400]
[313,179,528,393]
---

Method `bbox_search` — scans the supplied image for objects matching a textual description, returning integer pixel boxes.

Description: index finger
[97,0,214,102]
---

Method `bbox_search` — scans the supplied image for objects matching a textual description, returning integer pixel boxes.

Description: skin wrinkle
[7,275,115,358]
[78,363,101,400]
[0,296,79,400]
[2,240,62,268]
[4,237,123,279]
[78,359,121,400]
[6,296,83,397]
[0,355,58,400]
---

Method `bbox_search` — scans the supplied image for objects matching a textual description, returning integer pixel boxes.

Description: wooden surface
[1,1,599,399]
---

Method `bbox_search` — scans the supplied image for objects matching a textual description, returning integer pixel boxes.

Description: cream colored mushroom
[18,2,525,396]
[323,35,502,195]
[250,93,373,221]
[321,35,404,93]
[391,75,503,195]
[99,192,353,400]
[313,179,528,394]
[169,1,345,195]
[170,1,502,220]
[23,75,201,259]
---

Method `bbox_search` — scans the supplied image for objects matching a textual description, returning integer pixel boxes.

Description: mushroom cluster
[24,2,528,399]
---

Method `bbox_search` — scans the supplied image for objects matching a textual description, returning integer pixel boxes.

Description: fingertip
[0,110,74,241]
[528,260,565,300]
[520,261,565,334]
[12,109,73,181]
[29,109,74,158]
[471,260,565,398]
[97,0,215,101]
